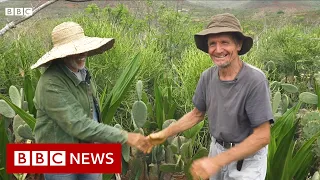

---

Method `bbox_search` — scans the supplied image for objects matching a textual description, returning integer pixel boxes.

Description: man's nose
[215,43,223,53]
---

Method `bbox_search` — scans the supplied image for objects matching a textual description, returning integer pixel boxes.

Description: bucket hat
[31,22,114,69]
[194,13,253,55]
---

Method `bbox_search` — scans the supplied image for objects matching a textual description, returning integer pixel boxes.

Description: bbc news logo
[5,8,33,16]
[7,144,121,173]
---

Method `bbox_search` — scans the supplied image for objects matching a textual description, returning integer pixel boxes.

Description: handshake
[126,130,167,154]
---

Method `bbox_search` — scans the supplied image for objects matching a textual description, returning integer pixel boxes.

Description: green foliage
[100,53,141,125]
[0,116,10,180]
[266,103,320,180]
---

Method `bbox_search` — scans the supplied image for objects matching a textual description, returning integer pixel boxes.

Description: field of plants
[0,0,320,179]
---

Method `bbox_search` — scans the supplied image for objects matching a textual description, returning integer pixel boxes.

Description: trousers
[209,138,267,180]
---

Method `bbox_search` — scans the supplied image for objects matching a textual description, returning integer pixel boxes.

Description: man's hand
[146,130,168,153]
[190,157,222,180]
[126,132,152,154]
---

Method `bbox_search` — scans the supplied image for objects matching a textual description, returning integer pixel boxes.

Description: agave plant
[266,102,320,180]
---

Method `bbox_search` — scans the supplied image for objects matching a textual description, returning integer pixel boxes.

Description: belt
[215,139,236,149]
[215,139,244,171]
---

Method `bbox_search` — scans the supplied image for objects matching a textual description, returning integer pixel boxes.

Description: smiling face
[64,52,88,72]
[207,33,242,68]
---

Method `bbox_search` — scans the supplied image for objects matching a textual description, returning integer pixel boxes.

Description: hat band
[207,24,240,31]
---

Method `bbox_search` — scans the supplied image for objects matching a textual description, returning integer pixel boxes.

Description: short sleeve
[245,80,274,127]
[192,74,206,112]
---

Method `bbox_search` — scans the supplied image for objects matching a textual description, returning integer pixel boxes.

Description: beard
[70,59,86,71]
[217,61,231,69]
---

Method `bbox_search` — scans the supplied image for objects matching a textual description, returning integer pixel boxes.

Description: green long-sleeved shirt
[33,61,128,144]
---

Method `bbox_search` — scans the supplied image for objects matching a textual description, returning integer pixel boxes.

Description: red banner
[6,144,122,173]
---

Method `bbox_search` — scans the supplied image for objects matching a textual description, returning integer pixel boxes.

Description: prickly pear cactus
[162,119,176,144]
[136,80,143,101]
[312,171,320,180]
[265,61,276,72]
[0,100,15,118]
[148,163,159,180]
[151,145,165,164]
[9,85,22,108]
[114,124,130,163]
[132,80,147,128]
[299,92,318,105]
[270,81,281,92]
[17,124,34,141]
[13,114,27,142]
[301,111,320,157]
[272,91,281,114]
[281,94,289,112]
[281,83,298,93]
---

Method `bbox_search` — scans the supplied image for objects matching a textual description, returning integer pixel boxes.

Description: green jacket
[33,61,128,144]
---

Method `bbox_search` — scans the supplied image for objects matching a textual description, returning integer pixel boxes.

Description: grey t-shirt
[193,62,273,143]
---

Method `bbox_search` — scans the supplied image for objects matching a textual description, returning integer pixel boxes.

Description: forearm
[212,122,270,167]
[164,109,204,137]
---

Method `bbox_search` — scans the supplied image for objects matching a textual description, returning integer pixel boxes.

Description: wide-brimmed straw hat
[31,22,115,69]
[194,13,253,55]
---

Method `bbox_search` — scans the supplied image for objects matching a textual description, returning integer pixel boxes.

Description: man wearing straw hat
[31,22,151,180]
[148,13,273,180]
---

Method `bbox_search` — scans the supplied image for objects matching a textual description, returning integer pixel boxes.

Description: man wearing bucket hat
[147,13,273,180]
[31,22,152,180]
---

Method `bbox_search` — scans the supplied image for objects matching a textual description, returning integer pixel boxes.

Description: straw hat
[31,22,115,69]
[194,13,253,55]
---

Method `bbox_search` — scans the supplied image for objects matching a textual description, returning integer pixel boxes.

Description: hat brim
[31,37,114,69]
[194,27,253,55]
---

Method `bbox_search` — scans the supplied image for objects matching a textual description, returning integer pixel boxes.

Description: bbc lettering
[14,151,65,166]
[5,8,33,16]
[7,144,121,173]
[14,151,114,166]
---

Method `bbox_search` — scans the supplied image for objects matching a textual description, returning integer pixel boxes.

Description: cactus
[162,119,176,143]
[312,171,320,180]
[165,145,176,163]
[180,141,192,162]
[17,124,34,140]
[270,81,281,91]
[171,136,187,149]
[148,163,159,180]
[132,80,148,129]
[159,163,182,173]
[132,101,147,128]
[114,124,130,163]
[9,85,22,108]
[281,94,289,113]
[136,80,143,101]
[0,100,15,118]
[265,61,276,72]
[299,92,318,105]
[272,91,281,113]
[281,83,298,93]
[151,145,165,164]
[301,111,320,157]
[129,158,144,178]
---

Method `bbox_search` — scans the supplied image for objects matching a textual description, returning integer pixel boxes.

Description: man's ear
[237,39,243,52]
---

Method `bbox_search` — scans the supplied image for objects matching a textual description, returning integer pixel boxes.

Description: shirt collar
[58,63,88,86]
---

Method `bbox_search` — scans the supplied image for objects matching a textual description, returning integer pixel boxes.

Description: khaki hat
[194,13,253,55]
[31,22,115,69]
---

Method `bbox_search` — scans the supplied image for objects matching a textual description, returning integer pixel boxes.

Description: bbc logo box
[7,144,121,173]
[5,8,33,16]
